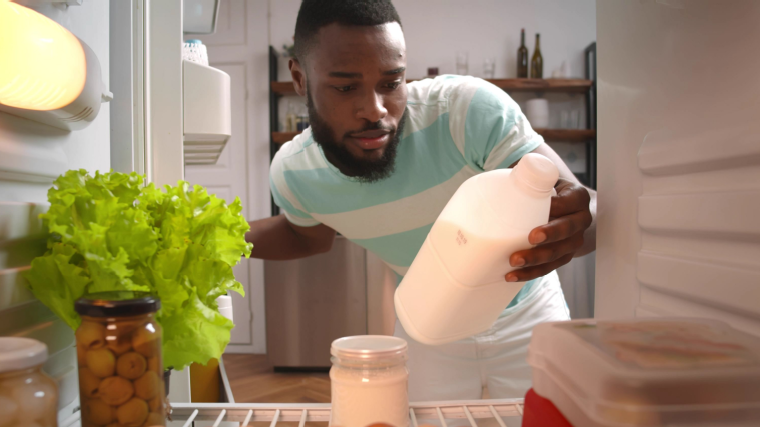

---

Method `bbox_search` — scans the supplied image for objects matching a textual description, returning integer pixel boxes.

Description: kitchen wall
[270,0,596,82]
[0,1,111,419]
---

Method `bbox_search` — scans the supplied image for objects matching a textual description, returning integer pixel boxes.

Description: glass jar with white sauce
[0,337,59,427]
[329,335,409,427]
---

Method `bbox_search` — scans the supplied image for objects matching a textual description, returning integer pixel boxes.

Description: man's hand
[506,178,593,283]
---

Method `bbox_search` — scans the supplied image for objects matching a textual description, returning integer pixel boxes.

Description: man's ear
[289,58,307,97]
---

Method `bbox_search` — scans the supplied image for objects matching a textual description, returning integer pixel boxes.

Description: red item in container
[522,388,574,427]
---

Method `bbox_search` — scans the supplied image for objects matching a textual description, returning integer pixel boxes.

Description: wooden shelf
[271,81,299,95]
[272,128,594,145]
[534,128,596,142]
[270,78,592,96]
[272,131,300,145]
[488,78,592,93]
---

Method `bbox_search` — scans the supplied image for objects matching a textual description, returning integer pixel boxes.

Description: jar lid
[185,39,203,45]
[75,291,161,317]
[0,337,48,373]
[331,335,407,361]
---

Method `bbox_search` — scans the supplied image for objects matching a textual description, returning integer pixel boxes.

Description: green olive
[77,342,88,367]
[133,370,160,400]
[79,367,101,398]
[147,356,161,375]
[116,352,147,380]
[87,348,116,378]
[142,412,164,427]
[131,324,160,358]
[116,398,148,427]
[147,396,162,413]
[83,398,115,426]
[98,376,134,406]
[107,335,132,356]
[77,321,106,350]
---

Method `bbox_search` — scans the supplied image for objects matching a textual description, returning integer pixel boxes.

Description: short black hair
[294,0,402,62]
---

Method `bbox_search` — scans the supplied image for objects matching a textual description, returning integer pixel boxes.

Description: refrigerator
[264,236,370,369]
[594,0,760,334]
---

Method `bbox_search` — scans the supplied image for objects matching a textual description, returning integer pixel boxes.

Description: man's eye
[386,81,401,89]
[335,85,354,93]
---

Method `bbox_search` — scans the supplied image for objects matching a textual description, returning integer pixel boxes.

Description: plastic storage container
[528,318,760,427]
[395,153,559,345]
[75,292,166,427]
[0,337,59,427]
[330,336,409,427]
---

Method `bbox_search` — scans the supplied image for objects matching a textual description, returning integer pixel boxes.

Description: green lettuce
[26,170,253,370]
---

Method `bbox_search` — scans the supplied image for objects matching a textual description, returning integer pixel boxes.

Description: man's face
[291,22,408,182]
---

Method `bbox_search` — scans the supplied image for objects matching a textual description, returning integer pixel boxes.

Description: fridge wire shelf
[169,398,524,427]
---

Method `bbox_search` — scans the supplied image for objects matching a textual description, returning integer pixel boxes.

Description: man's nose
[356,90,388,123]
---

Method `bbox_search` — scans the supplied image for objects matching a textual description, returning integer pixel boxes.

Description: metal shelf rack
[170,398,524,427]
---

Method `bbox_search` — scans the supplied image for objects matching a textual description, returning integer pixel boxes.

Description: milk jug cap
[513,153,559,194]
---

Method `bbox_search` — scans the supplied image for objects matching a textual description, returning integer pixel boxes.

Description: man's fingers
[511,234,584,268]
[549,179,591,218]
[505,253,574,283]
[529,210,592,245]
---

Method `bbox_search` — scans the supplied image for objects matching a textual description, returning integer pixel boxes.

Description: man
[246,0,595,400]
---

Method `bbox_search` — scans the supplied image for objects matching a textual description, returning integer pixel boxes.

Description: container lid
[528,318,760,424]
[185,39,203,45]
[75,291,161,317]
[512,152,558,194]
[0,337,48,373]
[331,336,408,361]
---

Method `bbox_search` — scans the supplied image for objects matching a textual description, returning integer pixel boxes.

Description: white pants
[394,272,570,401]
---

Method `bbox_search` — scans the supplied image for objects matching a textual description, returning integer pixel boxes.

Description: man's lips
[349,130,391,150]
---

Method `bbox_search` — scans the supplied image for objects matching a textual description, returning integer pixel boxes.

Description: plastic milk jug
[394,153,559,345]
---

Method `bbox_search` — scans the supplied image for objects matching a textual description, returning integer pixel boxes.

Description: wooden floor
[222,354,330,426]
[223,354,331,404]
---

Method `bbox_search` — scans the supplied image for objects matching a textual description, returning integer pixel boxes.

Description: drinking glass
[483,57,496,79]
[456,51,469,76]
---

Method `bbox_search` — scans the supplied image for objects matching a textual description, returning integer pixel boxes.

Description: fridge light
[0,0,86,110]
[0,0,109,131]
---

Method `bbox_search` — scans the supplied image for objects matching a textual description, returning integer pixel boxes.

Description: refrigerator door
[265,236,368,368]
[596,0,760,335]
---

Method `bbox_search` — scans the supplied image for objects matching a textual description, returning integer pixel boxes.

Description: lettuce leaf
[26,170,253,370]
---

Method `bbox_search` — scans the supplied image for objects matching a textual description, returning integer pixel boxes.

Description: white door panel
[596,0,760,336]
[186,62,253,346]
[186,0,270,353]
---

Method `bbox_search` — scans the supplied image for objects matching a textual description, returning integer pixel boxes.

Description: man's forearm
[245,215,331,260]
[576,188,597,257]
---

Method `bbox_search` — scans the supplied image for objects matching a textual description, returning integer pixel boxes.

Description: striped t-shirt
[270,75,558,309]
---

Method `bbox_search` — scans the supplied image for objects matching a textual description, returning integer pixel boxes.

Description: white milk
[330,336,409,427]
[395,153,559,345]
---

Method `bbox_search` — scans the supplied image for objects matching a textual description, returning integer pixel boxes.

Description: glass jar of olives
[74,292,166,427]
[0,337,59,427]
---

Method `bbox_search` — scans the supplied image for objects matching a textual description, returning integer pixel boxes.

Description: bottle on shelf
[531,33,543,79]
[284,102,297,132]
[517,29,529,78]
[297,103,310,132]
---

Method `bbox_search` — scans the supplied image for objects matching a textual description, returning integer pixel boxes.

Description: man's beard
[307,91,407,183]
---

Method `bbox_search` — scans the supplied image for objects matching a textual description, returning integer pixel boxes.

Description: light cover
[0,0,86,111]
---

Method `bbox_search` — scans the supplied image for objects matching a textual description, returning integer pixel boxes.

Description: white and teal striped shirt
[270,75,558,310]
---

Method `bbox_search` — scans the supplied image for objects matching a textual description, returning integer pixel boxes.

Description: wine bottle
[531,33,543,78]
[517,29,528,78]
